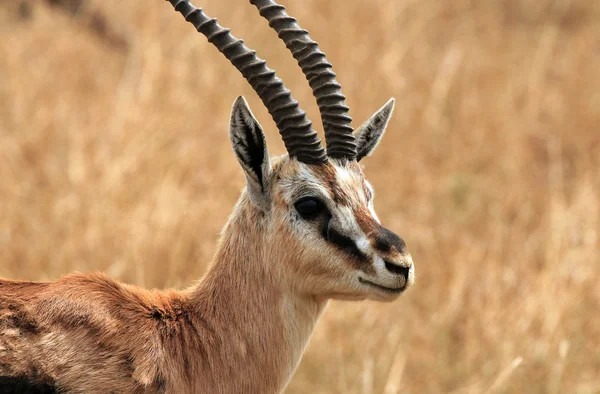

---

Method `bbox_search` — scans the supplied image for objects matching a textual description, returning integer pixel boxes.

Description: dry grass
[1,0,599,393]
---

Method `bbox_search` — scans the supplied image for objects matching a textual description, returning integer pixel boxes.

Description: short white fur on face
[267,158,413,302]
[228,96,412,302]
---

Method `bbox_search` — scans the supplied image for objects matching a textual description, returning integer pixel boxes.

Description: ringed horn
[167,0,328,164]
[250,0,357,161]
[167,0,359,162]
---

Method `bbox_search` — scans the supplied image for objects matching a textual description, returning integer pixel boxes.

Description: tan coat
[1,99,414,393]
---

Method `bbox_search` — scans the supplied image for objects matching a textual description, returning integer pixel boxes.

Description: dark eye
[294,197,325,220]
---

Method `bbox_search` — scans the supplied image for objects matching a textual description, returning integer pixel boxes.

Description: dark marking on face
[353,207,406,254]
[321,214,375,274]
[373,223,406,254]
[374,236,392,252]
[325,226,368,262]
[0,376,58,394]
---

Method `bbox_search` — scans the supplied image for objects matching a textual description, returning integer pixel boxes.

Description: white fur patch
[355,235,372,255]
[368,201,381,224]
[280,163,332,203]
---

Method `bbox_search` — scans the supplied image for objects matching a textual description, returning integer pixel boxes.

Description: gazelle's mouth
[358,277,405,293]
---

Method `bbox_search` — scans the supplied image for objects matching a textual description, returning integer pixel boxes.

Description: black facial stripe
[373,223,406,253]
[327,227,368,261]
[321,216,368,262]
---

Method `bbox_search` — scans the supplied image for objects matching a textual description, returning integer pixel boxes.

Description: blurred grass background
[1,0,599,393]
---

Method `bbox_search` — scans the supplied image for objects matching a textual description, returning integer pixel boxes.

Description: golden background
[1,0,599,392]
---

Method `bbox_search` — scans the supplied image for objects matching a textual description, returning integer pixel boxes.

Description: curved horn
[167,0,327,165]
[249,0,357,161]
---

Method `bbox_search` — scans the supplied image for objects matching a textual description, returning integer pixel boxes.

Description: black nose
[384,260,409,279]
[373,224,406,254]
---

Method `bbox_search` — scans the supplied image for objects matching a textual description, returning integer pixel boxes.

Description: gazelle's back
[0,274,188,393]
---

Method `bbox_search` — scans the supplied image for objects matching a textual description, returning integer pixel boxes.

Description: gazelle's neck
[189,198,327,393]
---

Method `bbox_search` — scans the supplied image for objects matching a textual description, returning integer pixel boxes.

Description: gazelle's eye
[294,197,325,220]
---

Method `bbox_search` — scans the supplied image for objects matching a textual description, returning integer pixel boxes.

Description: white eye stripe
[355,235,372,255]
[368,201,381,224]
[363,181,375,201]
[335,205,355,229]
[335,164,374,201]
[280,164,333,203]
[335,166,353,185]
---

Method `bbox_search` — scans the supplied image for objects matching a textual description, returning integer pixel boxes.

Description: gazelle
[0,0,414,392]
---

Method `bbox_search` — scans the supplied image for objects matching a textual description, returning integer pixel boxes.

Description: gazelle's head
[230,97,413,301]
[169,0,414,301]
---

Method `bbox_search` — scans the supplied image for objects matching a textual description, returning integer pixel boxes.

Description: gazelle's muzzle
[370,223,413,289]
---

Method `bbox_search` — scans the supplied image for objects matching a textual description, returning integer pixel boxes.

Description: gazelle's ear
[355,98,395,161]
[229,96,272,210]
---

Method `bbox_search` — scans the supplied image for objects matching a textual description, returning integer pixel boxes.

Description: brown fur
[0,156,412,393]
